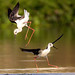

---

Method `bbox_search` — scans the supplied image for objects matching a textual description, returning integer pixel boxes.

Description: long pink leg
[25,25,35,47]
[34,56,39,72]
[46,56,58,68]
[25,21,31,40]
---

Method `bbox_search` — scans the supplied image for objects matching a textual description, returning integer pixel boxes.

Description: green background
[0,0,75,72]
[0,0,75,43]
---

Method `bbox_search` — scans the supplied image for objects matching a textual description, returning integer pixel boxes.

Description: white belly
[38,49,50,57]
[16,19,28,28]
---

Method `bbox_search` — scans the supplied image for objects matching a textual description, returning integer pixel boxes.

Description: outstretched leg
[25,25,35,47]
[46,56,58,68]
[25,21,31,40]
[34,56,39,72]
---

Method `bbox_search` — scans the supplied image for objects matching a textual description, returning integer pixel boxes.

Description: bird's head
[48,34,63,49]
[48,43,53,48]
[48,43,57,49]
[14,29,18,35]
[14,29,18,39]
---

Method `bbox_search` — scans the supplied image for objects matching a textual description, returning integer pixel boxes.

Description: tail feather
[20,48,33,52]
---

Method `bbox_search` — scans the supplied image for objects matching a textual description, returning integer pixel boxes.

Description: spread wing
[20,48,41,55]
[12,2,19,16]
[8,2,21,23]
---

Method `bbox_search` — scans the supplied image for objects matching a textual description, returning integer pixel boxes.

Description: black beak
[14,35,16,40]
[52,34,63,49]
[53,46,57,49]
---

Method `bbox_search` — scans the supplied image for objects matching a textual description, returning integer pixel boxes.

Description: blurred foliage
[0,0,75,44]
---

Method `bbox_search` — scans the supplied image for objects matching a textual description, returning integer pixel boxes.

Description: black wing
[11,2,19,16]
[8,8,12,18]
[8,2,21,23]
[20,48,41,55]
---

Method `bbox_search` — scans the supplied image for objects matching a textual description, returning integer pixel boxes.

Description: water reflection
[0,67,75,73]
[0,40,75,73]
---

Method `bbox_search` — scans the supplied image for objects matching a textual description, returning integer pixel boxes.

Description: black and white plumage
[20,34,63,72]
[8,2,29,35]
[8,2,21,23]
[20,48,40,55]
[8,2,35,47]
[20,34,63,57]
[20,43,53,57]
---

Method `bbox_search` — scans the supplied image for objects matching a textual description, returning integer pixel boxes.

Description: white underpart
[38,49,50,57]
[38,43,53,57]
[14,9,30,35]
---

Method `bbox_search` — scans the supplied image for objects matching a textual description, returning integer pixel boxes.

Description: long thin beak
[52,34,63,49]
[52,34,63,44]
[53,46,57,49]
[14,35,16,40]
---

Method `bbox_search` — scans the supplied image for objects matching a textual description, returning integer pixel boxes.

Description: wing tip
[14,2,19,9]
[8,8,12,17]
[17,2,19,6]
[8,8,11,12]
[15,2,19,8]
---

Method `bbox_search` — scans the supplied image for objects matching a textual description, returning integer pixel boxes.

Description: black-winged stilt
[20,34,63,72]
[8,2,35,47]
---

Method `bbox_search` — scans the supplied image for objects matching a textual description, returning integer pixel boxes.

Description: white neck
[48,45,51,50]
[47,43,53,50]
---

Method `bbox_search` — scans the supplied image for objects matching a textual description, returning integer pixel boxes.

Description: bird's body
[20,43,56,72]
[21,43,52,57]
[20,34,63,72]
[14,9,30,35]
[8,2,29,35]
[38,44,51,57]
[15,10,29,27]
[8,2,35,47]
[38,49,50,57]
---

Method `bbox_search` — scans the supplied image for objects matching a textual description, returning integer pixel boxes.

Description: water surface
[0,41,75,73]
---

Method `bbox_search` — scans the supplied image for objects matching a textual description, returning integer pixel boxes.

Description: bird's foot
[35,69,39,72]
[48,64,58,68]
[55,66,58,68]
